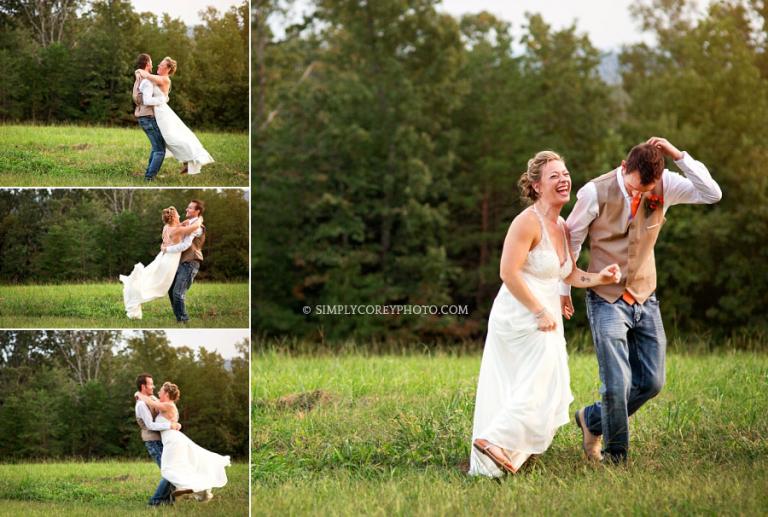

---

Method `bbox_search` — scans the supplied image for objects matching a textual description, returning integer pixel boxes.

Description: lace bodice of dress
[155,410,179,426]
[522,206,573,281]
[153,84,169,104]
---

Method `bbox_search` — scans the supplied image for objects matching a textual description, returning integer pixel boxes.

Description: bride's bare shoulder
[509,208,538,232]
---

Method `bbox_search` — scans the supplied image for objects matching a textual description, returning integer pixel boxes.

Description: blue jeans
[582,289,666,462]
[144,440,172,505]
[169,261,200,322]
[138,116,165,179]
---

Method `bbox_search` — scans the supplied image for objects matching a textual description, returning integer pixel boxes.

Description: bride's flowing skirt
[161,430,230,492]
[154,103,214,174]
[119,251,181,319]
[468,276,573,477]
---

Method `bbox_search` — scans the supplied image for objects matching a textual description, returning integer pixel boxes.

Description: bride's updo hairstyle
[162,206,178,225]
[518,150,564,204]
[161,382,180,401]
[162,56,177,76]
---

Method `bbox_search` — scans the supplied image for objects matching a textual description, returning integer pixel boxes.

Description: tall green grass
[0,461,247,515]
[0,282,248,328]
[0,124,248,187]
[252,351,768,515]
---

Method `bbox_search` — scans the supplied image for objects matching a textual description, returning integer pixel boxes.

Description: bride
[469,151,621,477]
[119,207,201,319]
[135,382,230,501]
[135,56,214,174]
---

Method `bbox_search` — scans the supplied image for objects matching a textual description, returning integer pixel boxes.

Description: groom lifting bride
[132,53,214,181]
[120,199,207,324]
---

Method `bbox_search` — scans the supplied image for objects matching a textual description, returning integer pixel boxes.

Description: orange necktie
[623,194,642,305]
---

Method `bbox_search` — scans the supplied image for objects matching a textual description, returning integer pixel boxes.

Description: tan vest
[135,401,161,442]
[133,77,154,118]
[180,226,205,263]
[588,170,665,303]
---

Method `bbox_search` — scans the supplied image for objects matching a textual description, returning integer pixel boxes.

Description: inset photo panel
[0,0,248,187]
[0,188,249,329]
[0,329,249,513]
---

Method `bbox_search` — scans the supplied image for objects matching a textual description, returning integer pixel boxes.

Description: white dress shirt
[163,217,202,254]
[139,78,166,107]
[135,399,171,431]
[560,151,722,296]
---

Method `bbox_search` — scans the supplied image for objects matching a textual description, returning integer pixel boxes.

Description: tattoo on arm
[580,275,590,282]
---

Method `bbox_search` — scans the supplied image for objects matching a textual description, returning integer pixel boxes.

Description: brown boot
[575,408,603,461]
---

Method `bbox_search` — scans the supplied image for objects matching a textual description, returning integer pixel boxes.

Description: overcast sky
[273,0,711,51]
[124,329,249,359]
[130,0,244,27]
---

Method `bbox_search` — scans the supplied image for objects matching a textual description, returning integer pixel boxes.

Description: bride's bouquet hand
[599,264,622,284]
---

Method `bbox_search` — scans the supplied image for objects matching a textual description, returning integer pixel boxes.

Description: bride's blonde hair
[162,206,178,225]
[162,56,177,76]
[161,382,180,401]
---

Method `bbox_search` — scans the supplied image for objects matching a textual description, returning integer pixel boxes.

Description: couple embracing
[119,199,206,323]
[470,137,721,476]
[132,53,214,181]
[134,373,230,506]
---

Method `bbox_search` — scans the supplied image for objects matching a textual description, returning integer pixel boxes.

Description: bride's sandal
[180,163,189,174]
[473,439,518,474]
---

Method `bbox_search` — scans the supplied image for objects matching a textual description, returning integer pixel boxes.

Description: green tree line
[0,331,248,459]
[0,0,248,130]
[252,0,768,342]
[0,189,249,282]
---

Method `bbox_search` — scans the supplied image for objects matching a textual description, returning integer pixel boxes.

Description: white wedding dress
[155,414,231,492]
[119,226,190,319]
[469,207,575,477]
[146,83,214,174]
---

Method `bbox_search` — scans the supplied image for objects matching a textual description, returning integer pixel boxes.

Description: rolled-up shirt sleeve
[663,151,722,209]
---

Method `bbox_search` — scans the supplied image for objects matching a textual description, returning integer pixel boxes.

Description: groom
[162,199,206,324]
[134,373,182,506]
[562,137,721,463]
[133,53,165,182]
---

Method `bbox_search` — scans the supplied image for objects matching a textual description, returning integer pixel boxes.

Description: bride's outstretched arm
[563,226,622,288]
[163,233,194,253]
[163,219,203,252]
[135,69,170,88]
[499,212,557,332]
[135,392,175,412]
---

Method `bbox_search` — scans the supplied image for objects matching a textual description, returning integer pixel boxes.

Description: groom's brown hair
[626,143,665,186]
[135,53,151,71]
[136,373,152,392]
[190,199,205,216]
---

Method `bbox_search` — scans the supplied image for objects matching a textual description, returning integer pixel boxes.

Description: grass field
[0,461,247,515]
[0,125,248,187]
[0,282,248,328]
[252,350,768,515]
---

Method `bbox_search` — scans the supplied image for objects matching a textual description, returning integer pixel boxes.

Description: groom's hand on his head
[646,136,683,161]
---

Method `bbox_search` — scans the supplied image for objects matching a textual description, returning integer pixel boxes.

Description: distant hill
[598,50,621,85]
